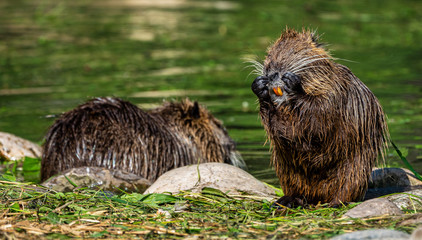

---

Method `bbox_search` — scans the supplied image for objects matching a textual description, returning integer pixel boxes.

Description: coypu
[41,97,245,182]
[251,28,389,207]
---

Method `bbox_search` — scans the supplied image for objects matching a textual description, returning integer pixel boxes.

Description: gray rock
[331,229,410,240]
[400,213,422,226]
[344,198,403,218]
[370,168,422,189]
[42,167,151,193]
[365,168,422,200]
[411,226,422,240]
[144,162,276,197]
[0,132,42,161]
[363,167,422,212]
[386,189,422,210]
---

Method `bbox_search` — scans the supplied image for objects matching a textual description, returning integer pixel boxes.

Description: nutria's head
[151,99,246,169]
[254,28,346,106]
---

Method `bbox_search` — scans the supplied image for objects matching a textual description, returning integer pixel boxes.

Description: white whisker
[284,49,315,70]
[288,54,327,72]
[246,69,261,79]
[292,65,321,74]
[290,57,331,73]
[335,57,357,63]
[243,59,264,76]
[242,54,265,78]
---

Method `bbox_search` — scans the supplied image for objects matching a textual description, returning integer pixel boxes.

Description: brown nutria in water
[41,97,245,182]
[251,28,389,207]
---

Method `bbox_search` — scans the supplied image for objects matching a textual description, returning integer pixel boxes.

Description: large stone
[411,226,422,240]
[365,168,422,211]
[365,168,422,200]
[386,189,422,210]
[344,198,403,219]
[331,229,410,240]
[399,213,422,226]
[42,167,151,193]
[144,162,276,197]
[0,132,42,161]
[370,168,422,189]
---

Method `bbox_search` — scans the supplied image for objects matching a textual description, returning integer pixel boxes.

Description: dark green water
[1,0,421,185]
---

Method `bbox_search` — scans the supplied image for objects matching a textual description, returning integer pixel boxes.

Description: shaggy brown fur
[41,97,245,182]
[251,28,389,206]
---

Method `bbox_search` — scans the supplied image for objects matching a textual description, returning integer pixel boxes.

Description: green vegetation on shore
[1,147,422,238]
[0,176,420,239]
[0,0,421,179]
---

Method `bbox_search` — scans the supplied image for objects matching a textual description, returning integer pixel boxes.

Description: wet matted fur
[251,28,389,206]
[41,97,245,182]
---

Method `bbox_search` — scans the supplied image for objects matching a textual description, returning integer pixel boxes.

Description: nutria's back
[252,28,389,206]
[41,97,245,182]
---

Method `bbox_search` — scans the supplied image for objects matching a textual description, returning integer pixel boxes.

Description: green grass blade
[391,141,422,181]
[64,175,78,187]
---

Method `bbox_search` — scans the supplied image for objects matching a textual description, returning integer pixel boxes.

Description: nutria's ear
[190,101,201,119]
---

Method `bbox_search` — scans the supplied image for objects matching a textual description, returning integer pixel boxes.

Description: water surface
[1,0,421,185]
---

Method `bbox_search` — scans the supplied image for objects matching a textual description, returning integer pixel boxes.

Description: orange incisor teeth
[273,87,283,96]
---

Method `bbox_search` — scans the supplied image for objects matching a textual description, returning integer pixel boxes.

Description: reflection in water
[0,0,421,183]
[131,89,212,98]
[102,0,240,10]
[146,65,225,77]
[0,87,56,96]
[151,49,186,59]
[128,11,181,42]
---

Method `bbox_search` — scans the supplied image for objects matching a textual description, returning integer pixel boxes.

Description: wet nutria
[251,28,389,207]
[41,97,245,182]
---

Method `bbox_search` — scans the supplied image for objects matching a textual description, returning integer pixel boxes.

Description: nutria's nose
[268,72,280,81]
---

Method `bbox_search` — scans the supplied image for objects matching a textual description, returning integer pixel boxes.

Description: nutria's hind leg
[281,72,303,94]
[272,195,306,209]
[328,200,349,208]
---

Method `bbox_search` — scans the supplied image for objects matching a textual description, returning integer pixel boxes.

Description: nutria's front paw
[272,196,306,209]
[282,72,303,94]
[252,76,270,101]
